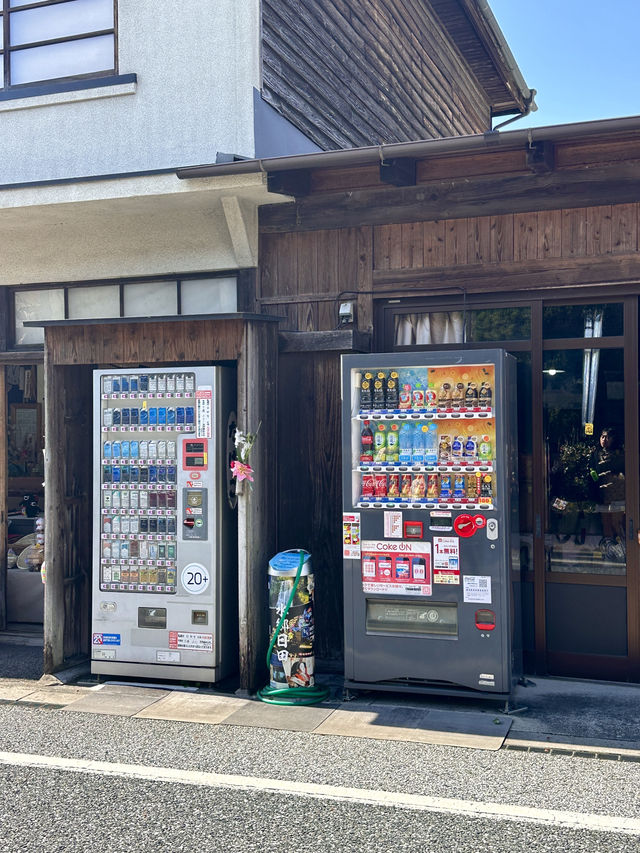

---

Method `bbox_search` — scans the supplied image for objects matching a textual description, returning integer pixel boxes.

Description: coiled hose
[257,550,330,706]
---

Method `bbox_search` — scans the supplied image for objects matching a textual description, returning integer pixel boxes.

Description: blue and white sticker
[92,633,121,646]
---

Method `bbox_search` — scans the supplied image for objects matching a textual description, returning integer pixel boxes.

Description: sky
[488,0,640,129]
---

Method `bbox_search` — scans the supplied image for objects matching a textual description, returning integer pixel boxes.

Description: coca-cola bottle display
[360,421,374,462]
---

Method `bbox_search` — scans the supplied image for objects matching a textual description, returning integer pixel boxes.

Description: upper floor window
[0,0,115,90]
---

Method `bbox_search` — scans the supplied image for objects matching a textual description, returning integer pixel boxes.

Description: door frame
[377,287,640,681]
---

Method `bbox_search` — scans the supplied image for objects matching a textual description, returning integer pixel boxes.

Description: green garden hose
[257,550,330,706]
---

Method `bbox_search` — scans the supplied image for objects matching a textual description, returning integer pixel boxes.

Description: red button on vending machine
[453,513,476,538]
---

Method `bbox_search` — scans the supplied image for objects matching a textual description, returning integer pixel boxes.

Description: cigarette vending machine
[342,350,521,699]
[91,366,237,683]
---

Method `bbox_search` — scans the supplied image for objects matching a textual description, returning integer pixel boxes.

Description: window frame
[5,271,247,350]
[1,0,117,93]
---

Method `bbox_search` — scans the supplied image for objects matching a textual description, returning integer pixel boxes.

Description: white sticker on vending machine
[433,536,460,584]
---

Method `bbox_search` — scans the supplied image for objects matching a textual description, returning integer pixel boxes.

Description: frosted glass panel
[124,282,177,317]
[11,34,114,84]
[14,289,65,345]
[11,0,113,45]
[68,285,119,319]
[181,277,237,315]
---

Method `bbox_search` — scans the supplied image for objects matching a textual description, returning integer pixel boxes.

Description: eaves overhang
[176,114,640,182]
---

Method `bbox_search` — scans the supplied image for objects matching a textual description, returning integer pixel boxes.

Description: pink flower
[230,460,254,482]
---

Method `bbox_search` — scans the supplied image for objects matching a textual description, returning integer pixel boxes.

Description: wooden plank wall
[260,204,640,331]
[260,227,369,331]
[373,204,640,270]
[46,320,246,366]
[261,0,491,151]
[61,365,93,662]
[277,352,343,660]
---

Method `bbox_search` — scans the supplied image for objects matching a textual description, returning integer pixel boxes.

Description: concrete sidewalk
[0,649,638,758]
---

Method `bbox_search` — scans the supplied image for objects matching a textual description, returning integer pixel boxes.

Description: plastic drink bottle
[373,424,387,462]
[360,421,374,462]
[412,425,426,464]
[399,422,414,464]
[424,423,439,464]
[386,424,400,462]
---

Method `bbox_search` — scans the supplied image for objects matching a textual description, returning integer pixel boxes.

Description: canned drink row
[102,373,195,395]
[361,471,493,501]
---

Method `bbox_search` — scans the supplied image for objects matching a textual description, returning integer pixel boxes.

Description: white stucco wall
[0,0,261,184]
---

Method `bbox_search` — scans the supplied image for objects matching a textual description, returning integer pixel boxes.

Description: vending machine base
[91,660,224,684]
[343,679,512,703]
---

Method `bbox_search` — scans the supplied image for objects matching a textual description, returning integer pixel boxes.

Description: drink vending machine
[91,366,237,683]
[342,349,521,698]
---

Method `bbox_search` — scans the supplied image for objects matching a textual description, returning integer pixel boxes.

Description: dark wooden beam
[279,329,372,352]
[236,268,259,313]
[267,169,312,197]
[380,157,417,187]
[372,252,640,295]
[260,162,640,233]
[526,140,555,174]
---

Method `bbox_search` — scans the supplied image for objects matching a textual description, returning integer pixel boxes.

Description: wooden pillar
[0,366,7,631]
[236,319,278,692]
[43,347,65,672]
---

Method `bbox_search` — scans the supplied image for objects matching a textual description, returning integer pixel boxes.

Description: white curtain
[394,312,464,346]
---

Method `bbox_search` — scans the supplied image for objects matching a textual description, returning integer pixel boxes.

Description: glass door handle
[535,514,542,538]
[629,518,634,541]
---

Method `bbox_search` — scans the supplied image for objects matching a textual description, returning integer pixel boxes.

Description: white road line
[0,750,638,836]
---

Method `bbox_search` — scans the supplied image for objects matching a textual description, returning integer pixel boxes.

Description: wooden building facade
[243,116,640,681]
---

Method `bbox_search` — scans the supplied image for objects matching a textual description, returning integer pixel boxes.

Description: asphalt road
[0,704,639,852]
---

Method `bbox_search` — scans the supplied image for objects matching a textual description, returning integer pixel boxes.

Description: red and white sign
[433,536,460,584]
[360,540,432,596]
[168,631,213,652]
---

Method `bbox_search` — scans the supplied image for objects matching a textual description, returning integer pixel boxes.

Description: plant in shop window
[230,423,261,491]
